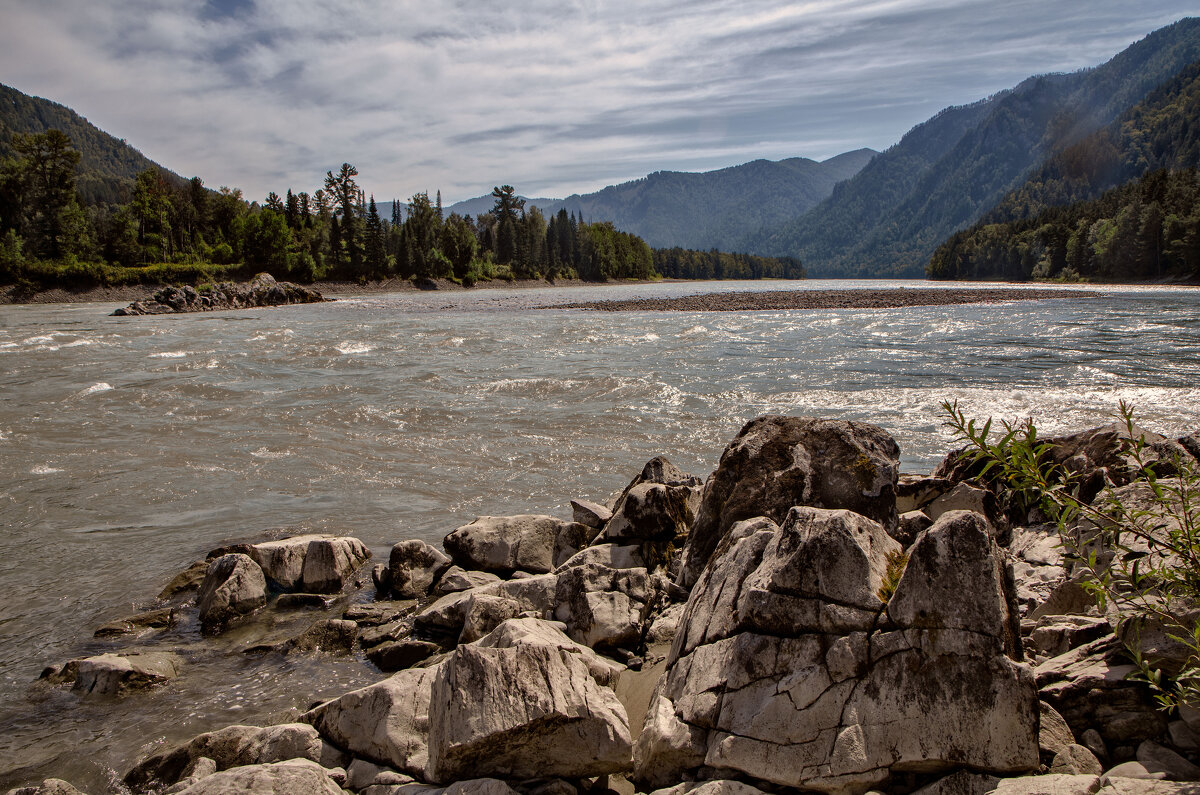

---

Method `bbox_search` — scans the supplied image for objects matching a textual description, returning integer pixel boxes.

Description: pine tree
[365,194,386,276]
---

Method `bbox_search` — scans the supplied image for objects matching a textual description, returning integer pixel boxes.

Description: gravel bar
[547,287,1095,312]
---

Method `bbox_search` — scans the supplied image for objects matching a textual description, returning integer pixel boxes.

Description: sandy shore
[548,287,1095,311]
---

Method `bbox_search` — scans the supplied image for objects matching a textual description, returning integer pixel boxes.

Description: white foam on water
[335,341,375,355]
[74,382,113,398]
[250,447,292,460]
[679,325,709,337]
[31,465,63,475]
[150,351,188,359]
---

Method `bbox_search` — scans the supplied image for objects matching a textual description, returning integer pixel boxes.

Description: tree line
[927,168,1200,281]
[0,130,802,290]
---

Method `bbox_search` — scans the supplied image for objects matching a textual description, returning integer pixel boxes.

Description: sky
[0,1,1195,205]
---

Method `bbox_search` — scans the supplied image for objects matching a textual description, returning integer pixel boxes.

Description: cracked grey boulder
[426,639,632,783]
[248,535,371,593]
[167,759,344,795]
[385,540,452,599]
[443,515,568,575]
[196,553,267,632]
[301,666,439,777]
[125,723,346,792]
[678,415,900,587]
[554,563,662,650]
[635,506,1038,793]
[602,482,700,544]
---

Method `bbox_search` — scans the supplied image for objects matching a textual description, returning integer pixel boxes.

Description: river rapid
[1,278,1199,790]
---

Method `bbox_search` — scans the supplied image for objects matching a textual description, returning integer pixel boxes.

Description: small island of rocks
[111,273,326,316]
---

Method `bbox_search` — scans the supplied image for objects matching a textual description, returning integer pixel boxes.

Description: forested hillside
[927,56,1200,282]
[0,83,179,205]
[979,59,1200,226]
[747,17,1200,277]
[927,169,1199,282]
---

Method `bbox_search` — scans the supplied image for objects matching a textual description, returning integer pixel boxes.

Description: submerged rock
[42,651,180,696]
[93,607,178,638]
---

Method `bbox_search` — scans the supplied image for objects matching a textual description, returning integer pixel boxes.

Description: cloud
[0,0,1193,203]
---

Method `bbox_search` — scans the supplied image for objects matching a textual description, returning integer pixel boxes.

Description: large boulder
[168,759,344,795]
[678,416,900,587]
[635,508,1038,793]
[72,652,180,696]
[602,482,700,545]
[414,574,558,637]
[196,553,268,632]
[248,535,371,593]
[302,666,440,777]
[426,641,632,782]
[125,723,345,792]
[554,564,662,650]
[443,515,568,575]
[385,540,452,598]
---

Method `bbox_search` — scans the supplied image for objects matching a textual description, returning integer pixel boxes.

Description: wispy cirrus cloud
[0,0,1192,202]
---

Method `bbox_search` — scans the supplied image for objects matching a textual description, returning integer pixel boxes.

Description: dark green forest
[927,55,1200,282]
[0,128,802,292]
[927,169,1200,282]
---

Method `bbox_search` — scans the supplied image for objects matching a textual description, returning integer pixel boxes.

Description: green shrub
[942,399,1200,708]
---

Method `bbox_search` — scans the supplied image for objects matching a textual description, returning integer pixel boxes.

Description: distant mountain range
[743,17,1200,276]
[0,82,181,205]
[445,149,877,251]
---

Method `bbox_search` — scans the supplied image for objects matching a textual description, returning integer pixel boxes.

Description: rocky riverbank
[10,415,1200,795]
[549,287,1094,311]
[110,273,326,315]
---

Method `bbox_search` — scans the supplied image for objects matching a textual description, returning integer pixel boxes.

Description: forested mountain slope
[928,61,1200,282]
[747,17,1200,277]
[0,83,180,205]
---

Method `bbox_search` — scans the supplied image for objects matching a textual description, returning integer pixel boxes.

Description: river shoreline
[1,277,1098,311]
[8,413,1200,794]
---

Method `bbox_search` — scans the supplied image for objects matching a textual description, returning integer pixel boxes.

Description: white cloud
[0,0,1193,203]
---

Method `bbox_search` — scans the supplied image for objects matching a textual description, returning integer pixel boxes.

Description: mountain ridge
[745,17,1200,277]
[444,148,876,250]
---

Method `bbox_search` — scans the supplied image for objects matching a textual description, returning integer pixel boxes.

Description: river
[1,278,1199,790]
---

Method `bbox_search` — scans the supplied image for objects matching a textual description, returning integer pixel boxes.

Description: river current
[1,278,1199,790]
